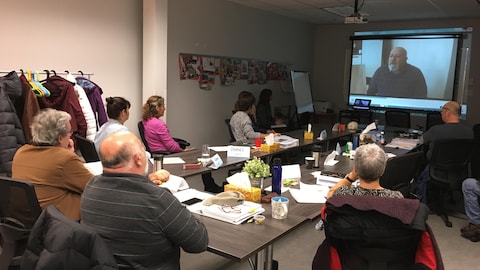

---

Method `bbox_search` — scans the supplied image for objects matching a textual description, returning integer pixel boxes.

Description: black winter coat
[21,206,118,270]
[0,71,25,176]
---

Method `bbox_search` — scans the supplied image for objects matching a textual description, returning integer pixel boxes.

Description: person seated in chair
[12,108,94,220]
[256,88,284,130]
[416,101,473,204]
[327,143,404,199]
[81,131,208,269]
[461,177,480,242]
[230,91,277,142]
[141,95,189,153]
[94,96,131,152]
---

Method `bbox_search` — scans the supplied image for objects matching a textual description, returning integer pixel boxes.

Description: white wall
[0,0,143,134]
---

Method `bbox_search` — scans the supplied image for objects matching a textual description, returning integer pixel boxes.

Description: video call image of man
[367,47,427,98]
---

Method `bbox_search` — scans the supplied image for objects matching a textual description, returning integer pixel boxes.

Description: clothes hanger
[32,70,50,97]
[26,70,44,97]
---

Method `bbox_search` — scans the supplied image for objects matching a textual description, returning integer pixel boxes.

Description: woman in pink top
[141,95,182,153]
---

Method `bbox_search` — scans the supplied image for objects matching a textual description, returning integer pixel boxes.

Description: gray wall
[166,0,314,147]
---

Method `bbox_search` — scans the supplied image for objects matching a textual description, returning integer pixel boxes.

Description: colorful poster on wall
[179,54,202,80]
[219,58,239,86]
[248,61,267,84]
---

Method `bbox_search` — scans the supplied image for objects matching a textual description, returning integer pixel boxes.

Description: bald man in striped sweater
[81,131,208,269]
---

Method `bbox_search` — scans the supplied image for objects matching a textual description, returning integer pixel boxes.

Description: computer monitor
[352,98,371,110]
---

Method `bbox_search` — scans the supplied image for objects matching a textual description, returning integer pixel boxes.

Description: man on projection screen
[367,47,427,98]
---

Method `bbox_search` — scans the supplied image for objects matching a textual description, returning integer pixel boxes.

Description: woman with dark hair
[141,95,183,153]
[94,96,131,152]
[230,91,274,142]
[256,88,284,130]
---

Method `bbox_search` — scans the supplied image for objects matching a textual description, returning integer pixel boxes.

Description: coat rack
[0,70,94,79]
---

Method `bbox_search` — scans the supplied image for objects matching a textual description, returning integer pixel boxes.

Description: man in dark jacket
[81,131,208,270]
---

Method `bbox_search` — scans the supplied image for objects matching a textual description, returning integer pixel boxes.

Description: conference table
[164,125,415,270]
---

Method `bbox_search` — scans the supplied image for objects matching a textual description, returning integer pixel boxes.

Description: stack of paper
[289,183,329,204]
[274,135,299,149]
[385,138,419,150]
[173,189,265,225]
[200,201,265,225]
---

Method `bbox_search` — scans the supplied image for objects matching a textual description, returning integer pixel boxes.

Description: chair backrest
[385,110,410,129]
[426,111,443,131]
[225,119,236,143]
[321,196,432,270]
[0,177,42,270]
[380,151,425,198]
[74,134,100,162]
[429,138,474,187]
[0,177,42,228]
[471,124,480,178]
[138,120,152,153]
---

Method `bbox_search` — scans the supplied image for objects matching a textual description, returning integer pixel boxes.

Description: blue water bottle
[272,158,282,195]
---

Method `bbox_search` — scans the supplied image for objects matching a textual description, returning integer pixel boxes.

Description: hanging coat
[38,75,87,138]
[0,71,25,176]
[75,76,108,129]
[15,74,41,143]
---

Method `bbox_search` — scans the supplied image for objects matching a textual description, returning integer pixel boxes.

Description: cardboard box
[260,143,280,153]
[304,131,314,140]
[224,184,261,203]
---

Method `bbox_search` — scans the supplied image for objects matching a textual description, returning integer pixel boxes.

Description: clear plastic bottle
[272,158,282,195]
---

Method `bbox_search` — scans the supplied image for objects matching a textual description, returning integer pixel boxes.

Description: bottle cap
[273,158,282,165]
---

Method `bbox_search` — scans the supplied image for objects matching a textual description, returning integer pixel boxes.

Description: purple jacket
[75,77,107,128]
[142,118,182,153]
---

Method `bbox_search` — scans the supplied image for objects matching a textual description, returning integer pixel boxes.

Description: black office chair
[339,110,372,125]
[74,134,100,162]
[380,151,425,198]
[427,138,474,227]
[385,110,411,130]
[137,121,190,155]
[225,119,236,143]
[313,195,443,270]
[471,123,480,179]
[426,111,443,131]
[0,177,42,270]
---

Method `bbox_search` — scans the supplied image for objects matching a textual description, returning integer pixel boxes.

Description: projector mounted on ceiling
[344,0,368,24]
[344,15,367,24]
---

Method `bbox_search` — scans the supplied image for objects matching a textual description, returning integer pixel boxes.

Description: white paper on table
[362,122,377,134]
[289,182,329,203]
[282,164,301,180]
[83,161,102,175]
[173,189,212,206]
[385,138,419,150]
[157,175,189,192]
[209,146,229,152]
[324,151,339,166]
[163,157,185,164]
[264,185,289,193]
